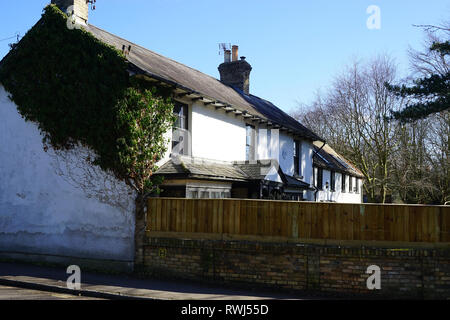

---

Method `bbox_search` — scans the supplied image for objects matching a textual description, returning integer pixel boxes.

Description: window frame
[317,167,323,191]
[172,101,189,156]
[341,173,346,193]
[294,140,301,176]
[330,171,336,192]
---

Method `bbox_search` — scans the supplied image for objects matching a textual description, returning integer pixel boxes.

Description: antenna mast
[87,0,97,10]
[218,43,231,56]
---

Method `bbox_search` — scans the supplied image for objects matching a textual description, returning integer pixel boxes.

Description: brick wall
[138,237,450,299]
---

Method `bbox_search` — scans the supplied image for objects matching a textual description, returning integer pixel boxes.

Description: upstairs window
[172,102,189,156]
[342,174,346,193]
[174,102,188,130]
[355,178,360,194]
[349,176,353,193]
[294,140,301,176]
[330,171,336,192]
[246,124,256,161]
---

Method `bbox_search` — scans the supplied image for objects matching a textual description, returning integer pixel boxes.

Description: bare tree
[408,27,449,78]
[295,56,403,203]
[295,53,449,204]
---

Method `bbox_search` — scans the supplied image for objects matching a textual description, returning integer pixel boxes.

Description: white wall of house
[278,132,294,176]
[157,101,247,166]
[256,129,314,181]
[191,102,247,161]
[313,167,363,203]
[301,141,314,185]
[0,86,136,270]
[256,127,269,159]
[256,129,293,173]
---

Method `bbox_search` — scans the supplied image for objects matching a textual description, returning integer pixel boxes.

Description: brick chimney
[51,0,89,24]
[218,45,252,94]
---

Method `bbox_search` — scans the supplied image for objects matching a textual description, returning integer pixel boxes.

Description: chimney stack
[51,0,89,24]
[218,45,252,94]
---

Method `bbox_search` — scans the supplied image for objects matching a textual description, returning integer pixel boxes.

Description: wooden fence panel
[147,198,450,243]
[441,206,450,242]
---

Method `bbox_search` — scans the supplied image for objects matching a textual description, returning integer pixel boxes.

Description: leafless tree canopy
[294,54,449,204]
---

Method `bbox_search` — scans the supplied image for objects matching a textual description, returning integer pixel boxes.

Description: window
[355,179,360,194]
[246,124,256,161]
[172,102,189,156]
[317,168,323,190]
[188,190,199,199]
[200,191,209,199]
[342,174,346,193]
[349,176,353,193]
[330,171,336,192]
[294,140,301,176]
[174,102,188,130]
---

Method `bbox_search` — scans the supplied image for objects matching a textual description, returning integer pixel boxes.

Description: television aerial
[218,43,231,55]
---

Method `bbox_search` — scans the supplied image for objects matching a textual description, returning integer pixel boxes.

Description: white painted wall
[0,86,136,268]
[314,168,363,203]
[257,127,269,160]
[301,141,314,185]
[278,132,294,176]
[190,102,247,162]
[256,129,314,181]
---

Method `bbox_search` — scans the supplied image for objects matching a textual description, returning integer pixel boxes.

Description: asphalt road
[0,284,104,300]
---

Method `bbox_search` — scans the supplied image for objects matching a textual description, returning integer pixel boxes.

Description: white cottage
[0,0,365,271]
[1,0,364,205]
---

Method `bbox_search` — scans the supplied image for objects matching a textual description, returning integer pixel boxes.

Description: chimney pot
[224,49,231,63]
[232,45,239,62]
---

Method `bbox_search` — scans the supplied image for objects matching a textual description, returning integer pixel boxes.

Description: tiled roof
[156,157,248,182]
[284,174,312,189]
[313,142,364,178]
[157,157,312,189]
[233,160,279,180]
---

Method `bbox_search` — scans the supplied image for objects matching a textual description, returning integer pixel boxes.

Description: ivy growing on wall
[0,5,175,195]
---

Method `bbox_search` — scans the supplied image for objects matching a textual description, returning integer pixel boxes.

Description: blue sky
[0,0,449,112]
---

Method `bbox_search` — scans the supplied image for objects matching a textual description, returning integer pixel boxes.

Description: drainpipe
[312,141,326,202]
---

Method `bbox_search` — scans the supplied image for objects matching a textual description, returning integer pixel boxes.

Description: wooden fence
[146,198,450,243]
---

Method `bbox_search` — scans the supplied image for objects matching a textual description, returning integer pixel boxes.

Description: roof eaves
[127,62,271,126]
